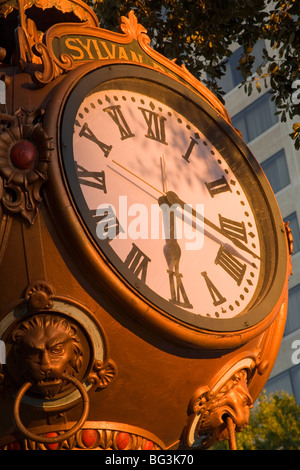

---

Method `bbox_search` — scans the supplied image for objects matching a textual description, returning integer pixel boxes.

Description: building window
[217,40,265,94]
[231,92,278,143]
[284,284,300,335]
[261,149,290,194]
[216,47,244,93]
[284,212,300,254]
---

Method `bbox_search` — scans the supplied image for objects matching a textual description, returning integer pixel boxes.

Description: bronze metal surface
[0,1,291,451]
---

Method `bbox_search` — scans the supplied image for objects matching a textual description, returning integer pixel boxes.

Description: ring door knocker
[13,374,90,444]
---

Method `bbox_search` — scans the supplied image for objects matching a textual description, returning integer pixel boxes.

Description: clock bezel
[44,60,289,349]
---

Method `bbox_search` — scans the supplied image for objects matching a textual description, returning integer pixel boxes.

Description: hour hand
[158,195,181,270]
[163,191,260,260]
[158,194,194,309]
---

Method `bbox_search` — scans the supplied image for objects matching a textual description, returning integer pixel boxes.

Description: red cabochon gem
[10,140,36,170]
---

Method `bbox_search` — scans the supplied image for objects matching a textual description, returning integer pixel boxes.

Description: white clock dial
[71,88,261,322]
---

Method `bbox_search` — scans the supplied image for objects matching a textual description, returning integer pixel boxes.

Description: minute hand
[165,191,260,260]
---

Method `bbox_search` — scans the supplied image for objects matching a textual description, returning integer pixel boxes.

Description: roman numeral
[201,271,226,306]
[103,105,134,140]
[182,136,199,163]
[124,243,151,283]
[219,215,247,243]
[215,246,246,286]
[93,206,124,241]
[168,269,193,308]
[205,176,232,197]
[78,122,112,158]
[76,163,107,193]
[138,107,168,144]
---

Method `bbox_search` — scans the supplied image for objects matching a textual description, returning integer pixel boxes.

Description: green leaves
[213,392,300,450]
[292,123,300,150]
[84,0,300,149]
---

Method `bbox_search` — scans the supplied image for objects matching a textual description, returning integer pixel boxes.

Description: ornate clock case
[0,0,292,451]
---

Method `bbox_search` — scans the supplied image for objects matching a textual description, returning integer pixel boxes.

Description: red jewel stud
[81,429,99,448]
[116,432,130,450]
[44,432,60,450]
[143,440,154,450]
[10,139,36,170]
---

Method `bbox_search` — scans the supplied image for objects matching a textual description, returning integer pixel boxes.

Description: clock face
[59,65,286,332]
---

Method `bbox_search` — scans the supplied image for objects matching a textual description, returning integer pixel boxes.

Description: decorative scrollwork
[0,0,99,24]
[0,107,52,224]
[25,281,54,311]
[190,369,253,435]
[0,422,165,450]
[31,40,75,86]
[16,16,43,69]
[119,10,148,40]
[86,359,117,390]
[183,360,259,449]
[28,11,151,87]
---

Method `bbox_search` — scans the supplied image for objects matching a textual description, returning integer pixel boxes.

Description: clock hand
[164,191,260,260]
[164,217,182,271]
[158,195,193,309]
[158,195,181,270]
[112,160,165,196]
[111,161,259,261]
[159,194,255,265]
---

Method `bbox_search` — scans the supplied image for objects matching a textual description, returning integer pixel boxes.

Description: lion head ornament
[7,314,84,399]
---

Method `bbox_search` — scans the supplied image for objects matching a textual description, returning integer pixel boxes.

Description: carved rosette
[86,359,117,391]
[0,108,52,223]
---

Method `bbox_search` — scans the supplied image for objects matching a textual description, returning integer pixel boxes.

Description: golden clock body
[0,2,291,450]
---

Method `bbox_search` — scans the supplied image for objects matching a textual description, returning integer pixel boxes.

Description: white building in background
[217,38,300,402]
